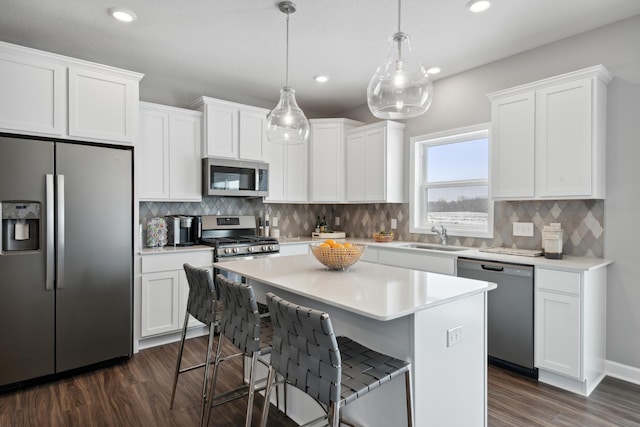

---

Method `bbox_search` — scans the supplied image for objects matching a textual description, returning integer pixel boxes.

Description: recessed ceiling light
[109,7,137,23]
[426,66,442,75]
[466,0,491,13]
[313,75,330,83]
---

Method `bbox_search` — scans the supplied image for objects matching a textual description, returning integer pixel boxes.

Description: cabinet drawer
[141,250,213,273]
[536,268,581,294]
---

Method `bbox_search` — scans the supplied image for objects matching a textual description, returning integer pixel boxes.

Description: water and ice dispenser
[1,202,40,252]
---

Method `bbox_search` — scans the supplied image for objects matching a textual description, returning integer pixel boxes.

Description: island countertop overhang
[214,254,496,321]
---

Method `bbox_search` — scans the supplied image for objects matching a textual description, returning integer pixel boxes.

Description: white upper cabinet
[191,96,268,161]
[0,48,65,135]
[138,102,202,202]
[490,92,536,198]
[67,67,138,143]
[264,138,308,203]
[309,118,363,203]
[0,41,142,144]
[488,65,612,200]
[345,121,405,203]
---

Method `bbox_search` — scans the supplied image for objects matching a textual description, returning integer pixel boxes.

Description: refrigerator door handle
[46,174,55,290]
[56,174,65,289]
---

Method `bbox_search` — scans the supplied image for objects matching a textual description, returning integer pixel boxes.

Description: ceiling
[1,0,639,116]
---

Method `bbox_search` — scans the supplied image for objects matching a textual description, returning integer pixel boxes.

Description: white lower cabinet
[534,266,607,396]
[139,250,213,339]
[141,271,181,337]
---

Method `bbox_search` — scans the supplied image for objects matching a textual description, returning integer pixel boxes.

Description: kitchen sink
[399,243,467,252]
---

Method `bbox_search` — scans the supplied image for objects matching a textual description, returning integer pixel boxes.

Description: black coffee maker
[166,215,201,246]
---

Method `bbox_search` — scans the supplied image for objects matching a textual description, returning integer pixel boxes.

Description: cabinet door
[203,103,238,158]
[141,271,180,337]
[346,132,366,201]
[264,140,285,201]
[68,67,137,143]
[0,51,65,136]
[138,108,170,200]
[310,123,343,202]
[364,127,386,201]
[169,113,202,201]
[536,78,592,197]
[491,92,535,198]
[239,108,267,161]
[535,290,581,378]
[285,143,308,202]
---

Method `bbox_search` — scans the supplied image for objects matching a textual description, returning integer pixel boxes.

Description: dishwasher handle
[481,264,504,272]
[457,257,533,278]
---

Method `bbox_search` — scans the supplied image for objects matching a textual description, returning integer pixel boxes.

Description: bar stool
[203,274,276,427]
[260,292,414,427]
[170,264,222,422]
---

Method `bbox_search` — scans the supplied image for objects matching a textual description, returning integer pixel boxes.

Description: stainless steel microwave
[202,158,269,197]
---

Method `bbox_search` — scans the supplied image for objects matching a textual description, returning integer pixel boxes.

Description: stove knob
[262,245,268,251]
[268,245,274,251]
[247,247,254,253]
[224,248,232,254]
[232,247,238,253]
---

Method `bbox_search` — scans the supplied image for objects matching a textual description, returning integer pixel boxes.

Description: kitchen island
[215,254,496,427]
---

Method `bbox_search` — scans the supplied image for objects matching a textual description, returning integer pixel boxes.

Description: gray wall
[345,16,640,370]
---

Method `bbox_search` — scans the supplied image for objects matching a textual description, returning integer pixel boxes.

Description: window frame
[409,123,494,239]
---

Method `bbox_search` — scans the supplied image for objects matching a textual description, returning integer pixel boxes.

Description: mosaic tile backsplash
[140,198,604,257]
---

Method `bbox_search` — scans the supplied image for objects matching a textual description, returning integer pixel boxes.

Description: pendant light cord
[396,0,403,62]
[285,11,290,87]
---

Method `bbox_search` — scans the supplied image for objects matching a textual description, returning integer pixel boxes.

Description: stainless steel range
[200,215,280,262]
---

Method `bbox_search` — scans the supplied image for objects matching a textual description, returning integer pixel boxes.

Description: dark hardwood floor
[1,336,639,426]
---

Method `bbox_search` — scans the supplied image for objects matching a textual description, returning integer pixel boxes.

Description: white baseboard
[605,359,640,386]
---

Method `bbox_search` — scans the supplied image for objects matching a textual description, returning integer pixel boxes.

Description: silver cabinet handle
[56,175,65,289]
[46,174,54,290]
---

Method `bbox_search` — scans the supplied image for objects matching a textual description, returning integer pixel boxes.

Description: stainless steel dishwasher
[457,257,538,378]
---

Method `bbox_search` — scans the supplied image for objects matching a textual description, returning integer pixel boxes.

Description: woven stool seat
[337,336,410,405]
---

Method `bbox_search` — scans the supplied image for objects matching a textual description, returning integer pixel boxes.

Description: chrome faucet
[431,225,447,246]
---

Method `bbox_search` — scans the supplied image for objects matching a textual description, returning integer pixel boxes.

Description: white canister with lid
[542,223,563,259]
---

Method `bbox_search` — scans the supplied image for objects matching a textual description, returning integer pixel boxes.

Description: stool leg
[244,353,259,427]
[199,322,217,423]
[259,366,276,427]
[405,370,414,427]
[170,310,190,409]
[202,333,225,427]
[329,402,340,427]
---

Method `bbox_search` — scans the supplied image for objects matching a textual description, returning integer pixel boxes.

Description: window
[410,124,493,238]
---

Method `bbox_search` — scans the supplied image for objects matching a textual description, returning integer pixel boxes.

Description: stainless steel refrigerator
[0,135,133,388]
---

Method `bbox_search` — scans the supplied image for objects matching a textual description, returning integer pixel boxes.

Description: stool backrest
[266,292,341,407]
[215,274,262,355]
[183,263,218,326]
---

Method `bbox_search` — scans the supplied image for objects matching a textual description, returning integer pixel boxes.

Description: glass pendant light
[266,1,310,144]
[367,0,433,120]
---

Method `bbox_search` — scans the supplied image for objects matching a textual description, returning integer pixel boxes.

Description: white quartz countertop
[277,237,611,272]
[214,254,496,321]
[139,244,213,255]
